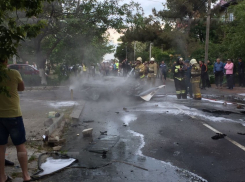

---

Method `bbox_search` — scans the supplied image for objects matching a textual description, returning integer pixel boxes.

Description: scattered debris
[83,120,94,123]
[123,108,127,111]
[100,131,108,135]
[82,128,93,137]
[115,112,120,114]
[237,132,245,135]
[211,133,227,140]
[48,111,57,118]
[237,104,243,109]
[71,124,82,128]
[55,113,61,117]
[123,123,128,127]
[155,105,158,107]
[77,134,80,136]
[223,102,227,106]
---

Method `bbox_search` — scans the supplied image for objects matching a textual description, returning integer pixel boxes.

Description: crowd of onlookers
[198,58,244,90]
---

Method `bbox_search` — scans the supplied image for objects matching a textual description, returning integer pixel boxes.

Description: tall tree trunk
[36,38,47,85]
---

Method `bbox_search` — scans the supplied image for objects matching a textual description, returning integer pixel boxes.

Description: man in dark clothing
[160,61,168,84]
[213,58,224,88]
[199,61,207,89]
[237,58,244,87]
[172,58,187,99]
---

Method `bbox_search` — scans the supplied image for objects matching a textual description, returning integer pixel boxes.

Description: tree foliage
[18,0,143,70]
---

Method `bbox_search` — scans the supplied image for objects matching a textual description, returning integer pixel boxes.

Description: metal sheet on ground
[87,135,120,154]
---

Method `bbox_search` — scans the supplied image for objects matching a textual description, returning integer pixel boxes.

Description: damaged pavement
[7,79,245,182]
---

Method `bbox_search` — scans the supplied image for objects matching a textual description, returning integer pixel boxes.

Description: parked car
[8,64,40,75]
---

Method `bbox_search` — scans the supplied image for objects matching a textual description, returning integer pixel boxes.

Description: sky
[103,0,166,60]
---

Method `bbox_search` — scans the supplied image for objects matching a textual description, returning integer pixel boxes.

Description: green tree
[0,0,54,94]
[18,0,143,84]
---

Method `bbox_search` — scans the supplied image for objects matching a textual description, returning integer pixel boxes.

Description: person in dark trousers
[206,60,211,88]
[232,60,236,87]
[160,61,168,84]
[199,61,207,89]
[172,58,187,99]
[213,58,224,89]
[184,60,193,98]
[224,59,234,89]
[238,58,244,87]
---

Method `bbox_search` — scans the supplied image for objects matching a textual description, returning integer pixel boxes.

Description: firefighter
[172,58,187,99]
[190,59,202,100]
[148,57,157,87]
[135,57,145,80]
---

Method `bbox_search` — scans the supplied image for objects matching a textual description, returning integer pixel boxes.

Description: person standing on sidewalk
[213,58,224,89]
[0,59,31,182]
[237,58,244,87]
[224,59,234,90]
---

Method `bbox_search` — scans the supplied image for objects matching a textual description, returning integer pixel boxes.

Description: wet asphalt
[20,79,245,182]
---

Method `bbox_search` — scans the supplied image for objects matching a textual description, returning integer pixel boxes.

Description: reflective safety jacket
[135,64,145,78]
[191,63,201,77]
[148,63,157,77]
[172,63,185,80]
[83,66,87,72]
[115,63,119,69]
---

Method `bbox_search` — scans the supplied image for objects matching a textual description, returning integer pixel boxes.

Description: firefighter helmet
[190,59,197,66]
[150,57,155,62]
[136,57,142,63]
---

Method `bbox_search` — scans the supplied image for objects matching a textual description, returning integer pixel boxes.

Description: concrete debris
[48,111,57,118]
[82,128,93,137]
[53,146,62,151]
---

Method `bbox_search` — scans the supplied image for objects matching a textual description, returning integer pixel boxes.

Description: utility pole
[149,43,153,61]
[205,0,212,64]
[126,46,128,60]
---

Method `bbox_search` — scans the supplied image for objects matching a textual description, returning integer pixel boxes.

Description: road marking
[174,105,245,152]
[203,123,245,152]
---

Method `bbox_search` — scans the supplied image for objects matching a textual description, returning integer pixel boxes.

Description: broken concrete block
[53,146,62,151]
[44,118,53,127]
[82,128,93,137]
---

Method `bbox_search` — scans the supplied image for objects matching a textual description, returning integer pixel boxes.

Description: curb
[69,101,85,121]
[45,113,64,136]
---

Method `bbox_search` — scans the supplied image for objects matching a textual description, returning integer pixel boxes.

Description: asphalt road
[20,78,245,182]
